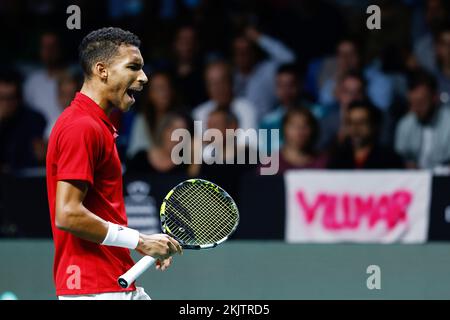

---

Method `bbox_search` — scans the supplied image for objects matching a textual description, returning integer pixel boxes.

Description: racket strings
[166,197,215,244]
[184,184,237,240]
[177,184,233,232]
[167,185,232,243]
[163,182,238,245]
[174,183,233,229]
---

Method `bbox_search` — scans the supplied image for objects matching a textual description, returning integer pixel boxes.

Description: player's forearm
[55,204,108,243]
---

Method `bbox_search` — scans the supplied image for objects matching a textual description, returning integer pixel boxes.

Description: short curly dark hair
[79,27,141,78]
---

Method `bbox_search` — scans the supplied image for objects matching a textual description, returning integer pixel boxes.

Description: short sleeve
[55,120,102,185]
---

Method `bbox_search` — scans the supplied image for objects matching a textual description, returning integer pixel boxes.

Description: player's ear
[93,62,108,82]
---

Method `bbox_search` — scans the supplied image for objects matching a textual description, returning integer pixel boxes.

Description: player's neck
[80,82,114,115]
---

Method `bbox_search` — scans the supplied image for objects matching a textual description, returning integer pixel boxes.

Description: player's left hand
[155,256,173,271]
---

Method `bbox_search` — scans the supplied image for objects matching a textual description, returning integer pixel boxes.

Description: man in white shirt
[193,61,258,142]
[395,70,450,169]
[232,27,296,119]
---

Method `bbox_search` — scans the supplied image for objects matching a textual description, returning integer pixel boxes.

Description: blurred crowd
[1,0,450,197]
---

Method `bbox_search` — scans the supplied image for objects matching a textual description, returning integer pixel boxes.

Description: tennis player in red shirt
[46,27,182,300]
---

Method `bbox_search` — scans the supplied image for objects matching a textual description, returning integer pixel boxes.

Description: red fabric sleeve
[55,119,102,185]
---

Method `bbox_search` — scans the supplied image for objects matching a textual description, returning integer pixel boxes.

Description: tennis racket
[118,178,239,288]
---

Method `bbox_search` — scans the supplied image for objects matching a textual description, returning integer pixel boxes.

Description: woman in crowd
[126,111,194,175]
[126,71,183,158]
[260,106,327,175]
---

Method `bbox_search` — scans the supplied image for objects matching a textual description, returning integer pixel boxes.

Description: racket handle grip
[118,256,156,288]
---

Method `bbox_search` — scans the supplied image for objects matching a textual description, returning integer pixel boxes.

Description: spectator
[259,63,323,153]
[318,38,362,107]
[414,22,450,105]
[363,0,411,65]
[44,72,79,139]
[57,72,79,113]
[434,25,450,104]
[127,71,182,158]
[316,37,399,111]
[169,25,207,109]
[173,26,206,108]
[318,71,366,150]
[192,61,257,146]
[232,26,295,118]
[395,70,450,169]
[126,111,193,174]
[23,31,67,137]
[198,109,257,199]
[0,69,46,172]
[328,100,404,169]
[413,0,449,75]
[261,106,326,175]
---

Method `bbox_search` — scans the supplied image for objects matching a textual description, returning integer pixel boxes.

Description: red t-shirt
[46,92,136,296]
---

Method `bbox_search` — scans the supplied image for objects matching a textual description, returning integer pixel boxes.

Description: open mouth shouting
[125,86,143,104]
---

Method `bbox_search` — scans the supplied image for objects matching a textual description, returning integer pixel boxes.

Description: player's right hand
[136,233,183,259]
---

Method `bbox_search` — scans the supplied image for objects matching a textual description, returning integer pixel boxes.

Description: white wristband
[102,222,140,249]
